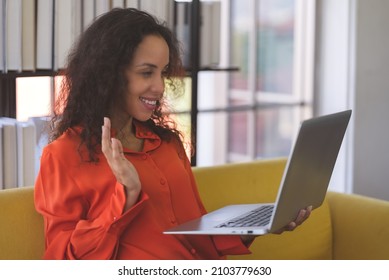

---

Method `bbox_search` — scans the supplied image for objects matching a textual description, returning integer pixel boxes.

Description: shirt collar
[133,120,160,141]
[129,120,161,153]
[74,121,162,153]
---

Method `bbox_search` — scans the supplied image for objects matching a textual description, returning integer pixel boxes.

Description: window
[15,75,64,122]
[226,0,315,163]
[16,77,53,121]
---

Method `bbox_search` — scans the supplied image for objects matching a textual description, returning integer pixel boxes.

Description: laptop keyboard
[216,205,274,228]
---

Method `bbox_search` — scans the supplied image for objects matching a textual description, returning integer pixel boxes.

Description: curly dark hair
[51,8,186,162]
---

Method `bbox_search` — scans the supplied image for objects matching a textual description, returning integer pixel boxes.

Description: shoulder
[43,126,85,162]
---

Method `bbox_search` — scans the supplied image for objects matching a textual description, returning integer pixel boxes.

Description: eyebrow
[135,63,169,70]
[135,63,157,68]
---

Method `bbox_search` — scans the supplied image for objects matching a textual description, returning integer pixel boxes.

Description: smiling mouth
[139,97,159,108]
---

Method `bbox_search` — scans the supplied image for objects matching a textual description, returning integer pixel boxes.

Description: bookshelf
[0,0,231,166]
[176,0,239,165]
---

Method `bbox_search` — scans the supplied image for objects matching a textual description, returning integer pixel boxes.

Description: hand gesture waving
[101,117,141,211]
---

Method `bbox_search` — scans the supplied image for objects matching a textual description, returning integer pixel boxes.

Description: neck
[111,114,134,136]
[110,115,144,152]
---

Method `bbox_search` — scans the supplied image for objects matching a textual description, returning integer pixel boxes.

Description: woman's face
[123,34,169,122]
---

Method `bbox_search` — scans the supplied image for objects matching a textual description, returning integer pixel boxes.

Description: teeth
[140,98,157,105]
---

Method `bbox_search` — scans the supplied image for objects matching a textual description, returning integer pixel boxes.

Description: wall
[314,0,355,194]
[315,0,389,200]
[353,0,389,200]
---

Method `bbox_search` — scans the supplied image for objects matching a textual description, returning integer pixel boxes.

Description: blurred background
[1,0,388,201]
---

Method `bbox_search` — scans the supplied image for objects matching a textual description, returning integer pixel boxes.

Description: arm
[34,147,148,260]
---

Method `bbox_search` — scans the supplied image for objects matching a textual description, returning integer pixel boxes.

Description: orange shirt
[34,122,251,259]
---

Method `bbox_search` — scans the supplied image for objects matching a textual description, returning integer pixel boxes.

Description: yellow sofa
[1,158,389,260]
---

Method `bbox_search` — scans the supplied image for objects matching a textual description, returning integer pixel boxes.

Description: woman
[34,8,311,260]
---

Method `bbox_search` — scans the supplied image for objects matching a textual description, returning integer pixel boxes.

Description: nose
[151,75,165,94]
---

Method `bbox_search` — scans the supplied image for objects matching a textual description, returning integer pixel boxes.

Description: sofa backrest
[193,158,333,259]
[0,187,44,260]
[0,158,334,260]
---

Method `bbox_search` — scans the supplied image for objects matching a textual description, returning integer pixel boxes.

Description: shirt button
[113,216,117,221]
[142,154,147,160]
[190,248,196,255]
[170,219,176,224]
[160,179,166,185]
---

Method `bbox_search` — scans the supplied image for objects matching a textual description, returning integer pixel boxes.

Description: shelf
[0,70,59,78]
[185,66,239,73]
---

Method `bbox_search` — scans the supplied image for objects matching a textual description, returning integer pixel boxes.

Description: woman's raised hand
[101,117,141,211]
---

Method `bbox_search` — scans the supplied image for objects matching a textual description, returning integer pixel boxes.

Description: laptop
[164,110,352,235]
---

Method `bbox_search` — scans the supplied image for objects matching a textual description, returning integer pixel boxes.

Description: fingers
[297,205,312,225]
[274,205,313,234]
[101,117,111,156]
[295,209,307,226]
[286,221,297,231]
[102,117,126,162]
[111,137,125,160]
[289,205,312,228]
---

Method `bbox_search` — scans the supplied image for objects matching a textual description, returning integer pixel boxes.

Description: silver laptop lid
[269,110,352,232]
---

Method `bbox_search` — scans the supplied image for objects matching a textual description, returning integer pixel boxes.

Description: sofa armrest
[327,191,389,259]
[0,187,44,260]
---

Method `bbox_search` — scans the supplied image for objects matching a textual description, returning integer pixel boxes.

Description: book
[82,0,95,31]
[0,0,5,72]
[54,0,72,70]
[71,0,82,48]
[174,2,191,68]
[22,0,36,71]
[0,118,18,189]
[5,0,23,71]
[200,2,221,68]
[95,0,109,18]
[125,0,138,9]
[139,0,170,24]
[111,0,124,9]
[16,121,36,187]
[36,0,54,70]
[28,116,50,180]
[54,0,82,70]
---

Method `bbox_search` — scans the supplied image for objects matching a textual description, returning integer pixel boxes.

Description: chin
[134,115,153,122]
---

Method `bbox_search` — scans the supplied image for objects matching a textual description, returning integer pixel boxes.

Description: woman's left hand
[240,205,313,245]
[273,205,313,234]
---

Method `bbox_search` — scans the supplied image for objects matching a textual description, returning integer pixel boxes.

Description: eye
[141,71,153,77]
[162,65,169,76]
